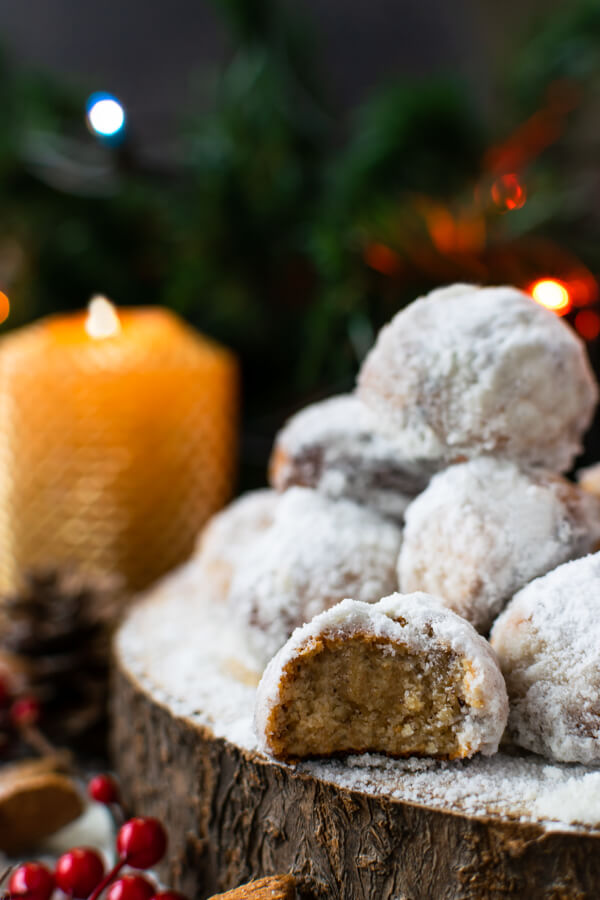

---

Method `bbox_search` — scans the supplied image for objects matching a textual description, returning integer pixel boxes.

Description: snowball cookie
[398,457,600,634]
[255,593,508,762]
[357,284,598,472]
[269,394,437,521]
[228,486,402,666]
[194,489,279,601]
[490,553,600,764]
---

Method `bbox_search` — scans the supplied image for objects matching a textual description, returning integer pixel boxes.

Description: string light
[490,173,527,212]
[86,93,126,140]
[529,279,572,315]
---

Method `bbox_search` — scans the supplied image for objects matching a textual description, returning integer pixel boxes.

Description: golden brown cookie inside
[263,635,473,762]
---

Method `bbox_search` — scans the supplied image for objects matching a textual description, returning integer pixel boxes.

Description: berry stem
[87,859,126,900]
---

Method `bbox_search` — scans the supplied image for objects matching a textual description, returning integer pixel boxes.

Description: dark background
[1,0,599,485]
[0,0,548,150]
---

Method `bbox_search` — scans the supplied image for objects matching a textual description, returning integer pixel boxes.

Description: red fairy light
[575,310,600,341]
[491,174,526,212]
[529,279,572,316]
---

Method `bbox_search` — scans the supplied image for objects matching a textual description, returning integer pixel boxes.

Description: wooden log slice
[111,564,600,900]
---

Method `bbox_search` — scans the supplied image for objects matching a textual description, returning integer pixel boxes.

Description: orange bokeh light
[575,309,600,341]
[567,275,598,307]
[0,292,10,325]
[425,205,486,255]
[491,173,527,212]
[530,279,572,315]
[364,242,401,276]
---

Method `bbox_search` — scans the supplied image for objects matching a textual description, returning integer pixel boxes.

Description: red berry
[150,893,187,900]
[106,876,155,900]
[9,863,54,900]
[116,818,167,869]
[10,695,41,728]
[88,773,120,805]
[55,847,105,898]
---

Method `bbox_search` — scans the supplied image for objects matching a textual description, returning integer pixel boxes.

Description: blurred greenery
[2,0,600,485]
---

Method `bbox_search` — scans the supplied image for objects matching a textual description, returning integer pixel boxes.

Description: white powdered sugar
[357,284,597,472]
[254,593,508,758]
[269,394,437,520]
[227,487,402,666]
[193,489,279,601]
[491,553,600,764]
[399,457,600,633]
[305,753,600,828]
[534,771,600,827]
[116,560,262,748]
[116,573,600,831]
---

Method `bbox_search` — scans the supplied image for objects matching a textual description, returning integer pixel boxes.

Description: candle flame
[85,296,121,339]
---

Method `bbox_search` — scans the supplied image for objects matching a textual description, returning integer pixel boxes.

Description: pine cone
[0,568,124,749]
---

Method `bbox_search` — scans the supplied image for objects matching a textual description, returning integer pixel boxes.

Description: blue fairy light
[86,92,126,142]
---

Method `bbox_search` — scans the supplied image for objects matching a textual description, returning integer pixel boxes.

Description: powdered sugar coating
[491,553,600,764]
[194,489,279,602]
[228,487,402,666]
[358,284,597,472]
[399,458,600,633]
[269,394,436,520]
[255,593,508,758]
[115,566,600,829]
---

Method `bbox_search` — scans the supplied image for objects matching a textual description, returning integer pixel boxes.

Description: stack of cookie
[195,283,600,766]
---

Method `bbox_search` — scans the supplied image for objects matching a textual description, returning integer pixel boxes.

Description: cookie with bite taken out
[255,592,508,762]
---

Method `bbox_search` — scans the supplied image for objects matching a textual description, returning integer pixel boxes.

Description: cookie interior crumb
[265,635,471,761]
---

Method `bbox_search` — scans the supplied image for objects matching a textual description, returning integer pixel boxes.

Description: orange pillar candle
[0,298,238,593]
